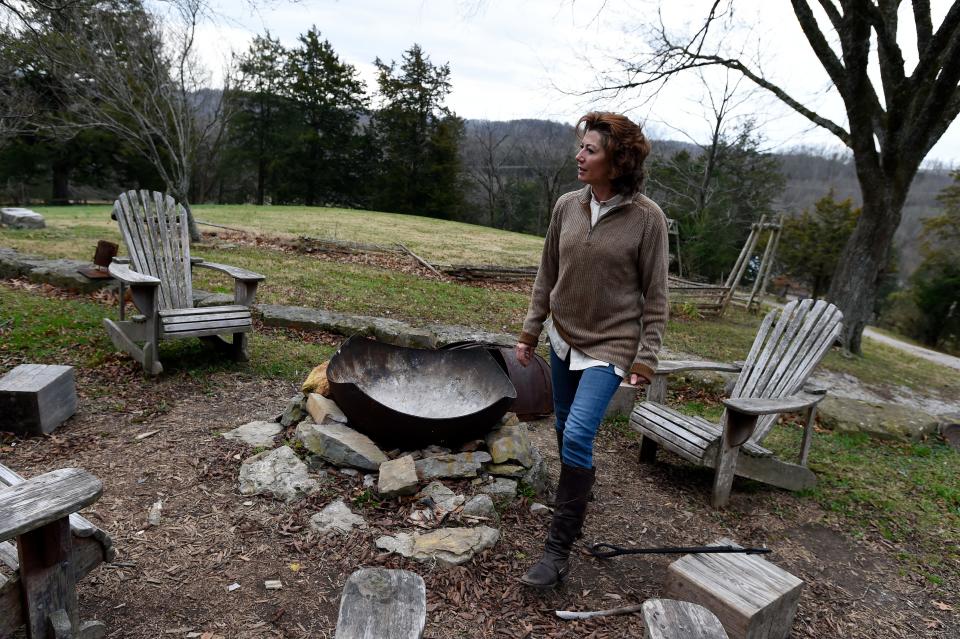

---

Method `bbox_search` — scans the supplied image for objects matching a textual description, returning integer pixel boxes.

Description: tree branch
[912,0,933,51]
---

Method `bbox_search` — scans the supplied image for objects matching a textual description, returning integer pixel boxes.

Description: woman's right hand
[515,342,533,367]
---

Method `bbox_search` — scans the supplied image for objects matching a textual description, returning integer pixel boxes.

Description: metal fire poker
[588,542,771,559]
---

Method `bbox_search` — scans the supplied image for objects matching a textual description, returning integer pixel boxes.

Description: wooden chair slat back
[728,299,843,444]
[113,190,192,310]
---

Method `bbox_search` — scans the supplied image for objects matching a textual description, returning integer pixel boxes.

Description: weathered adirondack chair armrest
[722,391,825,416]
[108,261,160,286]
[0,468,102,542]
[194,261,266,282]
[654,360,743,375]
[646,360,743,403]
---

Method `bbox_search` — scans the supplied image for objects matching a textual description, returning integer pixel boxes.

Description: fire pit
[326,337,517,449]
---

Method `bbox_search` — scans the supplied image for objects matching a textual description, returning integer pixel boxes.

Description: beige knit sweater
[519,186,670,381]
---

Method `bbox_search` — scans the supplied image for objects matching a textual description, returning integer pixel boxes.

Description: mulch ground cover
[2,364,957,638]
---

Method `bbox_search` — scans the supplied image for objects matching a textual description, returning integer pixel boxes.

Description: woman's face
[576,130,612,189]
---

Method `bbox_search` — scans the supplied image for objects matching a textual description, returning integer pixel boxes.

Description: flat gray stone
[368,317,437,349]
[27,258,117,293]
[415,452,492,480]
[530,502,552,516]
[818,396,940,440]
[486,463,526,478]
[430,324,515,347]
[462,494,499,524]
[306,393,348,425]
[375,526,500,567]
[280,393,309,427]
[195,291,236,307]
[222,420,282,447]
[296,421,387,470]
[238,446,319,502]
[378,455,419,498]
[479,477,517,502]
[417,481,464,513]
[257,304,437,348]
[310,498,367,535]
[486,421,535,467]
[521,445,549,497]
[1,207,45,228]
[0,247,46,278]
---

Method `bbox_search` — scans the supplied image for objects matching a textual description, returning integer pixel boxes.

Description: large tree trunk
[826,171,908,354]
[50,159,70,205]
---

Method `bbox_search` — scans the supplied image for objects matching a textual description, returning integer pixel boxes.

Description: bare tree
[63,1,229,239]
[596,1,960,354]
[3,0,231,239]
[464,121,515,228]
[516,123,575,235]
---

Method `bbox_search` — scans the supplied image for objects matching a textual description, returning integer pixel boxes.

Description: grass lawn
[12,203,545,267]
[2,203,959,594]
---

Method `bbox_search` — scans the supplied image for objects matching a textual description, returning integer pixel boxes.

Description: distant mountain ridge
[465,118,954,280]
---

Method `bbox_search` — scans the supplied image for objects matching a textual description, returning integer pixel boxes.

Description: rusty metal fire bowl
[326,336,517,449]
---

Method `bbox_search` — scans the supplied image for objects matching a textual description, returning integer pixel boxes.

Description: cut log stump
[664,538,803,639]
[0,364,76,436]
[642,598,729,638]
[335,568,426,639]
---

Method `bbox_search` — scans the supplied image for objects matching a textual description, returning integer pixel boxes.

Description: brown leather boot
[521,464,595,589]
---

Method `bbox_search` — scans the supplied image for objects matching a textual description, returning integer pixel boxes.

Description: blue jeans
[550,346,623,469]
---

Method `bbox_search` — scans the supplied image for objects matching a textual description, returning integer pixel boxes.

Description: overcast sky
[192,0,959,166]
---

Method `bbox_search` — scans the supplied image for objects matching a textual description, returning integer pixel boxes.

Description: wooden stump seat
[665,539,803,639]
[642,598,729,638]
[335,568,426,639]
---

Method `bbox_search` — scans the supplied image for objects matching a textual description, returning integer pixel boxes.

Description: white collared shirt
[546,187,627,378]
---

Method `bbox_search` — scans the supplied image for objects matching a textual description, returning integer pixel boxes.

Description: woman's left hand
[628,373,647,386]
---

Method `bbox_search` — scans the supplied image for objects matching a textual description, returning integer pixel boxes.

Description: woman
[515,112,669,589]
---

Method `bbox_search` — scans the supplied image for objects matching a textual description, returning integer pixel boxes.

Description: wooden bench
[0,464,115,638]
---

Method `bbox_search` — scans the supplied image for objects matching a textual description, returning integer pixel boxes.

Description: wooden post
[758,215,784,303]
[720,216,764,314]
[746,223,777,312]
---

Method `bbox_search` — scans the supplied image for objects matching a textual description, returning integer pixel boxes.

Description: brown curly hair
[576,112,651,195]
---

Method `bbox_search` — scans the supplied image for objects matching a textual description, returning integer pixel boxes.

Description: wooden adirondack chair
[103,190,265,375]
[630,299,843,507]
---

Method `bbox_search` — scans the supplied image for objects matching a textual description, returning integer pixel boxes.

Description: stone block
[306,393,348,425]
[665,538,803,639]
[378,455,419,498]
[604,381,639,419]
[0,364,76,435]
[1,207,45,229]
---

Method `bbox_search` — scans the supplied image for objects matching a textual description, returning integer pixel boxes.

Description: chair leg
[141,341,162,376]
[639,435,659,463]
[232,332,249,362]
[711,440,740,507]
[103,319,162,375]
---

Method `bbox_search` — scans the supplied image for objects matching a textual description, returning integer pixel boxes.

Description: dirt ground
[2,362,958,639]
